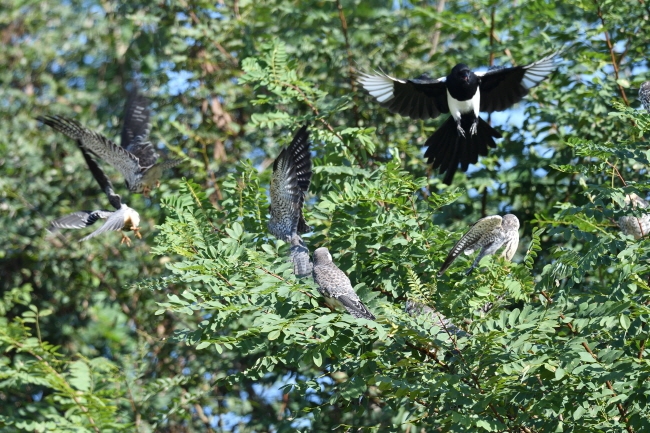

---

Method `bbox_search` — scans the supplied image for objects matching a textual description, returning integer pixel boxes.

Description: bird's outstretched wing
[478,52,558,112]
[268,126,312,240]
[39,115,142,187]
[358,71,448,120]
[439,215,503,275]
[48,210,110,232]
[78,210,127,242]
[288,125,312,234]
[120,86,157,168]
[77,144,122,210]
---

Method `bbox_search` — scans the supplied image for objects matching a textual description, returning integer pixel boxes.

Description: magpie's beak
[461,71,470,83]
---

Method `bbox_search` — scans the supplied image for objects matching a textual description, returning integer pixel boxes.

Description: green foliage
[2,0,650,431]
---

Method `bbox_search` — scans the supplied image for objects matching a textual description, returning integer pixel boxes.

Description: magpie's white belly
[447,87,481,120]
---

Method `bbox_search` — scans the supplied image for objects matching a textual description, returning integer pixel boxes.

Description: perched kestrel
[405,299,466,337]
[618,193,650,240]
[290,234,313,278]
[439,214,520,275]
[268,125,312,242]
[312,247,375,320]
[38,86,182,196]
[48,145,142,245]
[640,81,650,113]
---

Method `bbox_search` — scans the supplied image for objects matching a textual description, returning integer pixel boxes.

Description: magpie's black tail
[423,116,501,185]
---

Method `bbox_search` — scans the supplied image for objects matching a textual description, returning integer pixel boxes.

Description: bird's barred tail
[424,117,501,185]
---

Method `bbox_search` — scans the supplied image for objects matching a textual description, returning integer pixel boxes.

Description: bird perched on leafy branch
[359,52,558,184]
[312,247,375,320]
[38,86,182,196]
[439,214,520,275]
[640,81,650,113]
[618,193,650,240]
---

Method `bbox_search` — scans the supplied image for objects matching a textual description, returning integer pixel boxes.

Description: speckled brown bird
[312,247,375,320]
[618,193,650,240]
[290,233,313,278]
[439,214,520,275]
[640,81,650,113]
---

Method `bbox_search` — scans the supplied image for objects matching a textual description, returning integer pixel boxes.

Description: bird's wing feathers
[77,144,122,210]
[40,115,143,185]
[121,86,158,167]
[334,293,376,320]
[78,210,125,242]
[287,126,312,234]
[478,52,557,112]
[358,71,448,120]
[48,211,101,232]
[289,125,312,195]
[269,126,312,239]
[500,232,520,261]
[438,215,503,275]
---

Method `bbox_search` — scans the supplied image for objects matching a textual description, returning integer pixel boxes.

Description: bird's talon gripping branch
[132,227,142,239]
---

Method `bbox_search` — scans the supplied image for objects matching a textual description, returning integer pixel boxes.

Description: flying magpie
[359,52,558,184]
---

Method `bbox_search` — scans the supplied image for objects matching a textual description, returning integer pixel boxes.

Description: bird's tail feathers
[425,116,500,185]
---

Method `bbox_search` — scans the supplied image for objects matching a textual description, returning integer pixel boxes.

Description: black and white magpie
[359,52,558,184]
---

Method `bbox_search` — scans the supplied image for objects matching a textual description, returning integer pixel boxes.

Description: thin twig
[335,0,359,125]
[428,0,446,56]
[593,0,630,105]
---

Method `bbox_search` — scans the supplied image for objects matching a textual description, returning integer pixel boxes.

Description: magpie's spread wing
[359,71,448,120]
[477,52,557,112]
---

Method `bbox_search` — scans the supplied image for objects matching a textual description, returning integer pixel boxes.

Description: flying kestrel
[38,86,182,196]
[312,247,375,320]
[268,125,312,242]
[48,144,142,245]
[439,214,520,275]
[618,193,650,240]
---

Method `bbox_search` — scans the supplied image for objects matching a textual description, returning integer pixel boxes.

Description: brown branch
[10,340,101,433]
[335,0,359,125]
[194,402,216,432]
[593,0,629,105]
[281,81,365,166]
[428,0,446,56]
[582,342,634,432]
[408,195,431,248]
